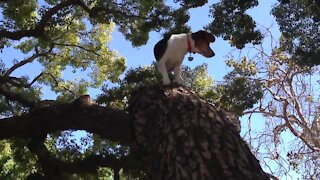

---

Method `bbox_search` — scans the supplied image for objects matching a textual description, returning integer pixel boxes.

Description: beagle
[153,30,215,86]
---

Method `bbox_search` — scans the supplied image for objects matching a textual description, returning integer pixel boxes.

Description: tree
[224,32,320,179]
[1,83,271,179]
[0,0,269,179]
[0,0,318,179]
[207,0,320,67]
[272,0,320,67]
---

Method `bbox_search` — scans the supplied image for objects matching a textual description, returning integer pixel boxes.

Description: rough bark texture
[129,85,269,180]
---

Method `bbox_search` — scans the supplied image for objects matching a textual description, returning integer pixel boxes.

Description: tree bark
[0,85,270,179]
[129,85,269,180]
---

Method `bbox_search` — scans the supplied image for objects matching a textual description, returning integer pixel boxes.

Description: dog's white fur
[155,31,215,86]
[157,33,196,86]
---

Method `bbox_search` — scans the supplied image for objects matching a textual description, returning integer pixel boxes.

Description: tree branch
[0,84,37,107]
[0,0,81,40]
[5,52,50,76]
[53,43,100,56]
[27,136,131,177]
[0,100,132,145]
[0,72,74,106]
[282,101,319,151]
[243,109,285,119]
[0,0,147,41]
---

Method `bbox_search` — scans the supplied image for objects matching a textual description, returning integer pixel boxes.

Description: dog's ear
[205,32,215,42]
[192,30,215,43]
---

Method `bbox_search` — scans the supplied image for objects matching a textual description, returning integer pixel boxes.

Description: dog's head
[191,30,215,58]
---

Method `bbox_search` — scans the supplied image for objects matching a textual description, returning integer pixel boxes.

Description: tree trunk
[129,85,269,180]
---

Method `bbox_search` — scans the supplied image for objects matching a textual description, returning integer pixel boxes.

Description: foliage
[98,62,262,117]
[207,0,263,49]
[0,140,38,179]
[217,58,263,116]
[97,63,216,108]
[207,0,319,67]
[272,0,320,67]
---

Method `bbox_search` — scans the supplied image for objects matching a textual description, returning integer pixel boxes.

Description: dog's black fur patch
[153,35,171,61]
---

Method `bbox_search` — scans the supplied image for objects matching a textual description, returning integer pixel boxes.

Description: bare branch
[53,43,100,56]
[282,101,319,151]
[243,109,285,119]
[5,52,49,76]
[287,72,308,125]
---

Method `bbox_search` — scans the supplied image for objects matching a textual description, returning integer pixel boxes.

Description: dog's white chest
[164,51,185,71]
[163,36,187,71]
[153,30,215,86]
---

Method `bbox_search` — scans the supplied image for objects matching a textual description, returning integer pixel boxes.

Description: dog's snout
[209,51,215,57]
[204,48,215,58]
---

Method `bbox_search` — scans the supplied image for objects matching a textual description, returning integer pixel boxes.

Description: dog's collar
[187,33,192,53]
[187,33,194,61]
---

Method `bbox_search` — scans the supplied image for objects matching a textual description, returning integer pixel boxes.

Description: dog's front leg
[172,65,186,86]
[158,60,171,85]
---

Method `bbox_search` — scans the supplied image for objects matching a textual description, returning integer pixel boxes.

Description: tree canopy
[0,0,319,179]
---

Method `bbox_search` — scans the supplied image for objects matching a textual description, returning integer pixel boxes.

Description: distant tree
[272,0,320,67]
[207,0,320,67]
[225,32,320,179]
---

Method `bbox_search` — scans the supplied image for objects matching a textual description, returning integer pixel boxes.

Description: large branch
[0,97,132,145]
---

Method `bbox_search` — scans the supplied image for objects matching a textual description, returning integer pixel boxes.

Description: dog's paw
[173,78,186,86]
[162,78,171,86]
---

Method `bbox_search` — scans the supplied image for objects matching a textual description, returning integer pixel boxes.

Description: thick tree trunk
[129,85,269,180]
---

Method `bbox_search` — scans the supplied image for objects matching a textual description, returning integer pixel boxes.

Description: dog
[153,30,215,86]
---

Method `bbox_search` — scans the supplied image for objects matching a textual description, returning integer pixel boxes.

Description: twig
[40,72,76,96]
[5,53,47,76]
[53,43,100,56]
